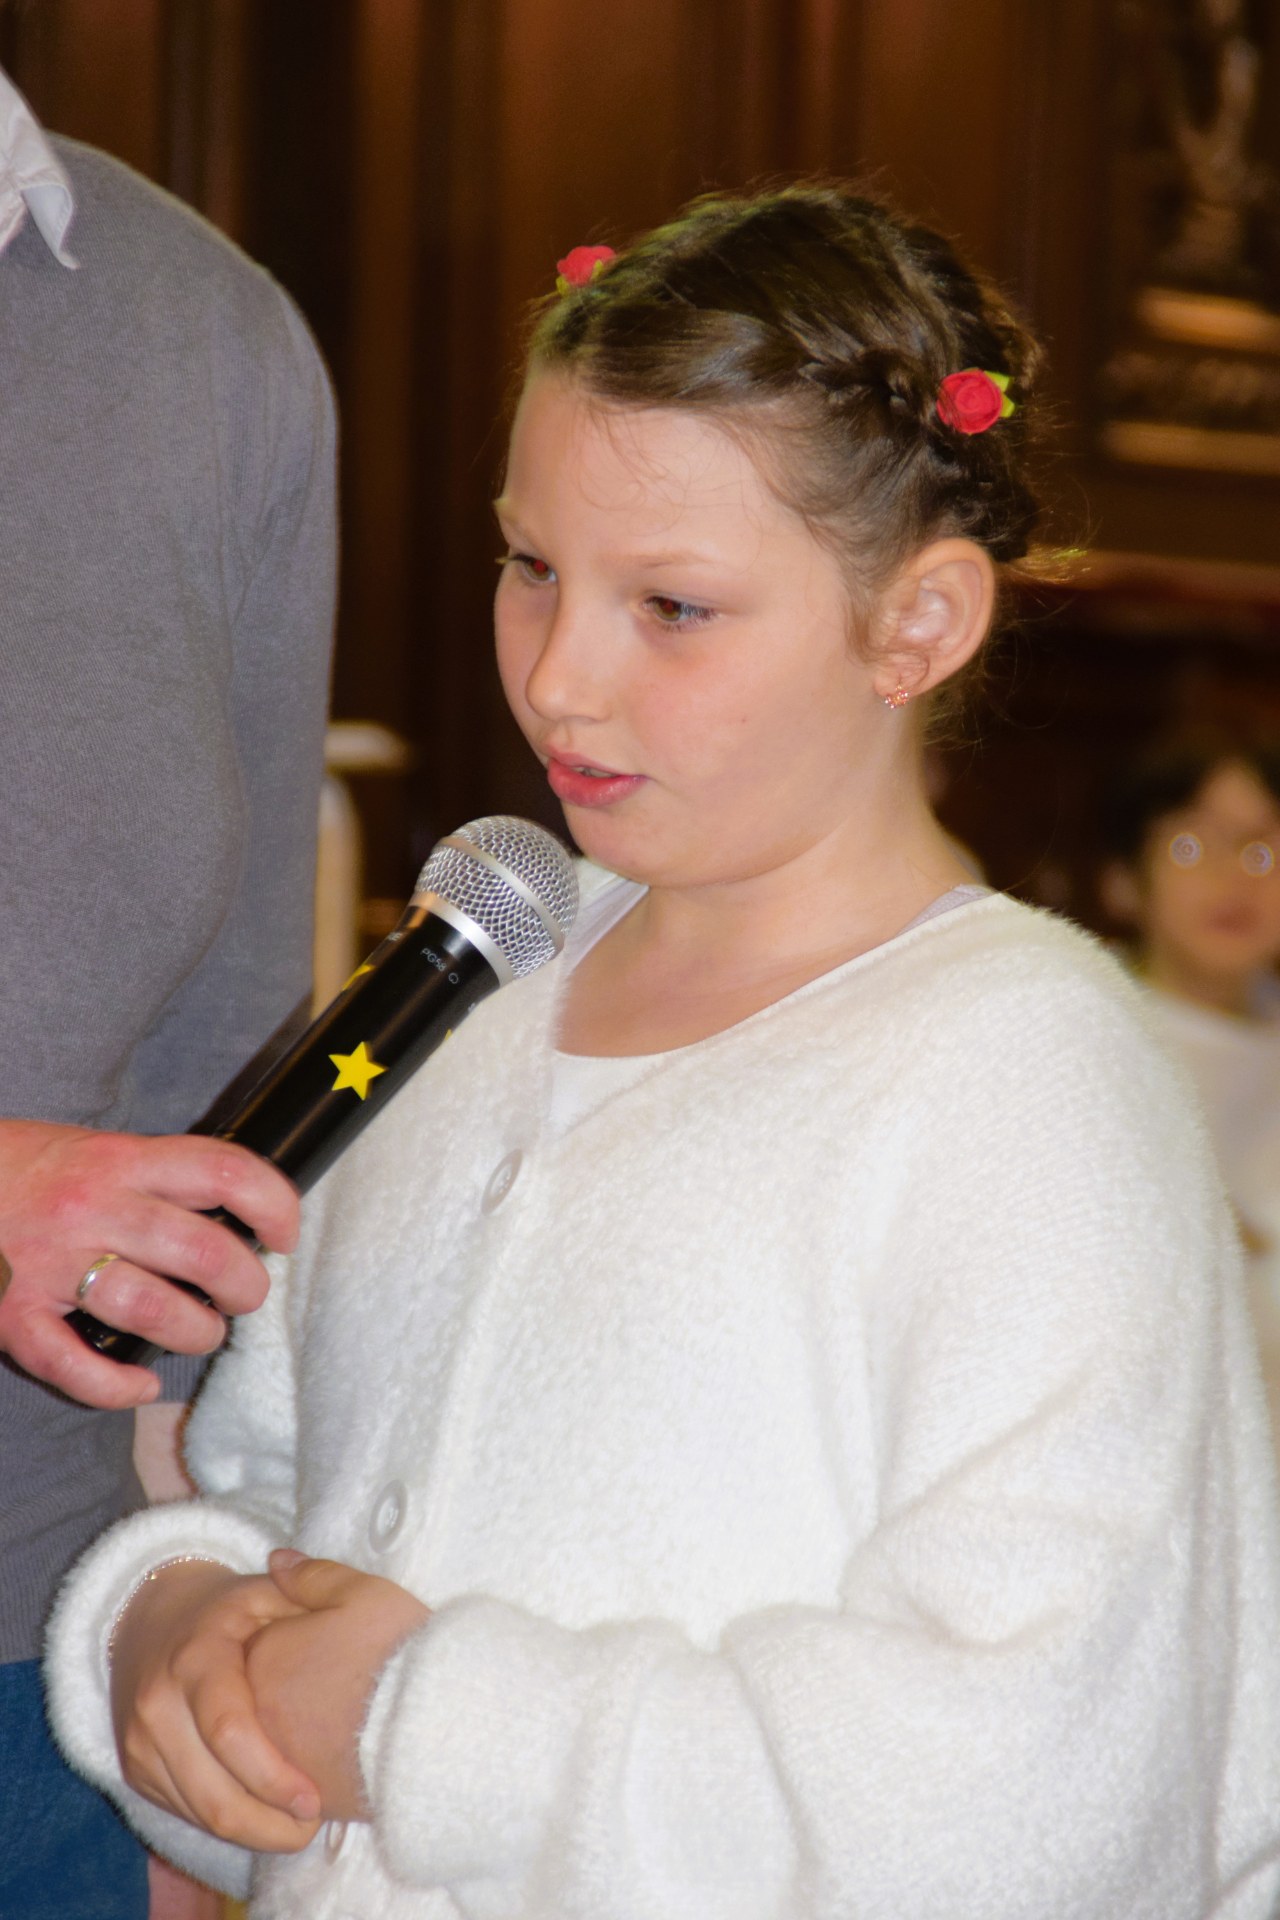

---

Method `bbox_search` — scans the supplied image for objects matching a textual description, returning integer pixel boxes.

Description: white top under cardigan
[46,873,1280,1919]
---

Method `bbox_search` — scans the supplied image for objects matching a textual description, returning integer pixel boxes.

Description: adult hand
[0,1118,299,1409]
[250,1552,431,1820]
[110,1559,322,1852]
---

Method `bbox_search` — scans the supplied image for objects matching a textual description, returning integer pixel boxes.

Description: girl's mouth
[1203,908,1262,939]
[545,755,646,810]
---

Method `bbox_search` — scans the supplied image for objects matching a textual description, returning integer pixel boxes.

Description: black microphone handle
[67,909,499,1368]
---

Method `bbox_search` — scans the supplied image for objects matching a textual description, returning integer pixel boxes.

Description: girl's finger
[156,1735,319,1853]
[192,1666,321,1819]
[265,1551,347,1607]
[267,1547,307,1578]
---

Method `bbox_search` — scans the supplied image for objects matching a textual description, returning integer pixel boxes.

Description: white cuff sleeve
[358,1594,611,1888]
[43,1497,282,1898]
[356,1594,792,1915]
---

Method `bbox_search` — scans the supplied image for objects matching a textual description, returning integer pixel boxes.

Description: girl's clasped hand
[109,1552,428,1844]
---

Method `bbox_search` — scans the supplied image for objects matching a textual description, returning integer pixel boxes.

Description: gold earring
[883,685,910,710]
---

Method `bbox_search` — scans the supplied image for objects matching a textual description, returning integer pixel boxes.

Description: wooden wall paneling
[786,0,872,177]
[236,3,423,906]
[196,0,250,237]
[331,0,433,898]
[496,0,725,309]
[238,0,362,810]
[0,0,48,95]
[240,0,355,390]
[1077,0,1280,563]
[687,0,796,185]
[163,0,250,236]
[992,0,1115,559]
[850,0,1027,271]
[998,0,1112,353]
[6,0,168,180]
[1,0,251,230]
[689,0,871,185]
[401,0,521,864]
[346,0,427,721]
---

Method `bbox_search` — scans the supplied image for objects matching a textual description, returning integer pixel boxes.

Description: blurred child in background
[1102,736,1280,1429]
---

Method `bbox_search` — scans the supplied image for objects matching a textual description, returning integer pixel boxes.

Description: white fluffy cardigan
[46,877,1280,1918]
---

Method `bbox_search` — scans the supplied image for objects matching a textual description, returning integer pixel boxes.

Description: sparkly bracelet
[107,1555,230,1660]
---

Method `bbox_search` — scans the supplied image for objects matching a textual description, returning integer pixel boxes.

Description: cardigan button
[368,1478,408,1552]
[481,1150,522,1213]
[324,1820,348,1861]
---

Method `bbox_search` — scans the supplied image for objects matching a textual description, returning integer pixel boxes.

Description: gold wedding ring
[75,1253,120,1305]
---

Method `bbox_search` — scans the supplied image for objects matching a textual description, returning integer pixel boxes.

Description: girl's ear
[1099,859,1144,927]
[870,538,996,702]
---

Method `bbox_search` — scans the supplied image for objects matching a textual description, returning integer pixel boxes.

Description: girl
[1101,735,1280,1439]
[47,186,1280,1919]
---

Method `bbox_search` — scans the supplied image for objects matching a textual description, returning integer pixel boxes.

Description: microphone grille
[414,815,579,979]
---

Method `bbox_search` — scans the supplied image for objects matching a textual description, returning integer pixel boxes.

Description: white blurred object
[1144,987,1280,1449]
[322,718,414,776]
[313,722,413,1009]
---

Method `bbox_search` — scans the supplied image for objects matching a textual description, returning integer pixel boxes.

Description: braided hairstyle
[530,184,1044,634]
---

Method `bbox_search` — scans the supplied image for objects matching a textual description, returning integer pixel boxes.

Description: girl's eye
[499,551,556,585]
[644,594,716,631]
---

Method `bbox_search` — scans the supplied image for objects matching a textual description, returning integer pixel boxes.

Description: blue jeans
[0,1659,148,1920]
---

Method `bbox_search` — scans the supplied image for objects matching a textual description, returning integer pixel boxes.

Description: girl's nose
[524,599,608,723]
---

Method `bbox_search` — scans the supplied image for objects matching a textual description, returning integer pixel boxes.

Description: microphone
[68,815,578,1367]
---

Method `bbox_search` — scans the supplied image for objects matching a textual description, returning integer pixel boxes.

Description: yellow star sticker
[341,961,375,992]
[329,1042,387,1100]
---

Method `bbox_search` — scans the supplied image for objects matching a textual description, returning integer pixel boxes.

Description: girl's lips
[1203,908,1263,938]
[545,756,645,810]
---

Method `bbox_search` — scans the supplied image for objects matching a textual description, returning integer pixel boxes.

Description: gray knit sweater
[0,138,337,1663]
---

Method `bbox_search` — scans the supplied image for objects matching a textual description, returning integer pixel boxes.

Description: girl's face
[494,372,895,893]
[1137,761,1280,986]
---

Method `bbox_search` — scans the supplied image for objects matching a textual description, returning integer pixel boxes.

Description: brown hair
[529,183,1045,638]
[1101,731,1280,864]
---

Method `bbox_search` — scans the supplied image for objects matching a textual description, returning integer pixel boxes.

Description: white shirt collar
[0,66,77,268]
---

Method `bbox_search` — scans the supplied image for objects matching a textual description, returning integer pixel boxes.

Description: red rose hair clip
[936,368,1015,434]
[555,245,617,294]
